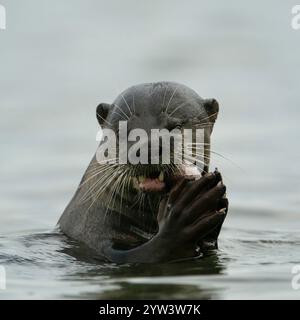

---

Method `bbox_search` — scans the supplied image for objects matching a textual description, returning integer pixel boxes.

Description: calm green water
[0,0,300,299]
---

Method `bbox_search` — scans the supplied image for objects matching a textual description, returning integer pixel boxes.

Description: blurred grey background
[0,0,299,232]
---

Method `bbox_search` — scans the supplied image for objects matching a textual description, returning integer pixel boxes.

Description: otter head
[95,82,219,198]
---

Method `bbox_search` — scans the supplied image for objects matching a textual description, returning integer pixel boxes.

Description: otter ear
[203,98,219,122]
[96,103,111,125]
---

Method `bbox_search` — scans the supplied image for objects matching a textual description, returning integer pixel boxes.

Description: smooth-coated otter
[58,82,228,263]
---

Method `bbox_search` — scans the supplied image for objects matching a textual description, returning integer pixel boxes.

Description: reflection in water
[1,225,300,299]
[0,231,227,299]
[1,218,300,299]
[89,255,225,299]
[89,283,216,300]
[60,232,226,299]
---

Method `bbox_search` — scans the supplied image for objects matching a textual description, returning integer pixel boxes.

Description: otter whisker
[103,169,127,219]
[111,165,132,212]
[168,98,195,117]
[185,146,241,170]
[114,103,130,120]
[182,150,211,161]
[161,85,168,109]
[132,93,136,114]
[193,122,214,127]
[88,157,118,169]
[96,112,113,127]
[186,144,225,158]
[116,169,129,213]
[165,86,178,114]
[79,163,118,189]
[121,94,133,116]
[185,143,211,148]
[198,111,219,123]
[79,165,119,204]
[175,153,206,167]
[90,166,125,209]
[112,110,127,121]
[99,173,121,217]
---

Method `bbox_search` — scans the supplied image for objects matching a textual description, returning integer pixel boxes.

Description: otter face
[96,82,219,193]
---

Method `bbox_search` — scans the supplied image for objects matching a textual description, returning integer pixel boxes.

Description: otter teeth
[137,173,164,183]
[158,171,164,182]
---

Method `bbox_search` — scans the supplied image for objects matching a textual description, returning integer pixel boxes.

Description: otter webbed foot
[198,170,229,252]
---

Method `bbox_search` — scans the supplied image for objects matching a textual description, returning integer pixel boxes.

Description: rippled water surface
[0,0,300,299]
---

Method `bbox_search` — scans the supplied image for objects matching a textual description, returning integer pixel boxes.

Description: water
[0,0,300,299]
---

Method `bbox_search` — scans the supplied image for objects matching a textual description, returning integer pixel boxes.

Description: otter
[58,82,228,263]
